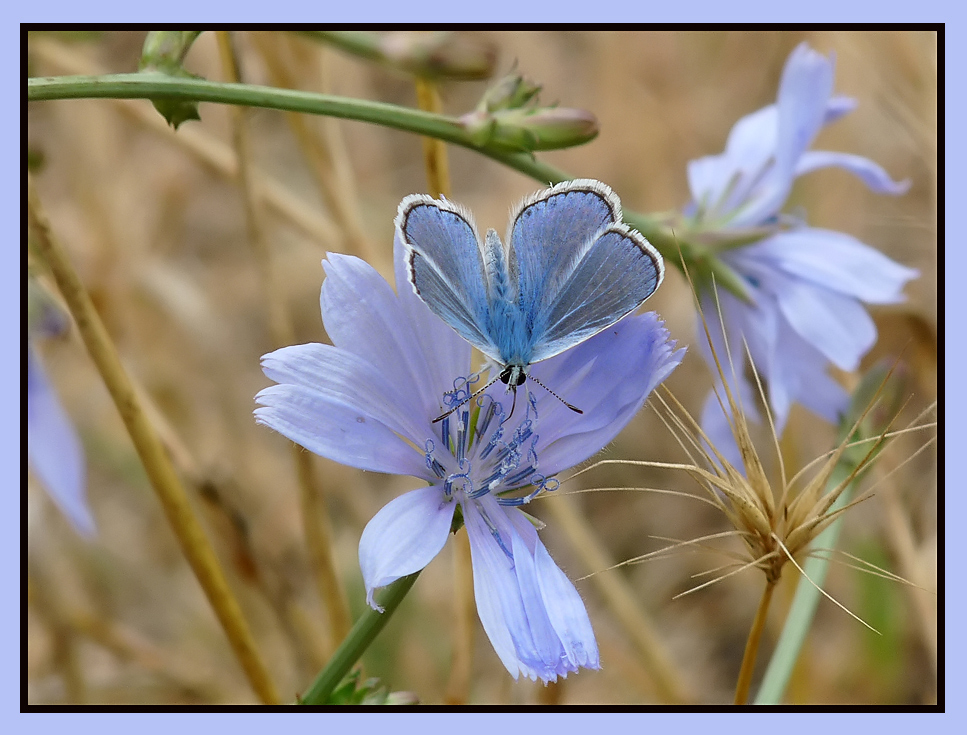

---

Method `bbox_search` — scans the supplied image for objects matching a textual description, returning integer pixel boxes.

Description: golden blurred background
[26,30,937,705]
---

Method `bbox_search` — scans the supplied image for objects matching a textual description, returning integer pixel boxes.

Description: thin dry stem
[733,579,776,705]
[216,30,352,652]
[250,32,377,261]
[414,78,452,198]
[294,447,353,647]
[28,174,281,705]
[29,573,87,703]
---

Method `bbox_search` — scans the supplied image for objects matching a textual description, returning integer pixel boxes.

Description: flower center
[422,373,560,509]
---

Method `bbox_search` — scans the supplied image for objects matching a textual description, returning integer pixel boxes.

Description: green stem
[298,571,421,705]
[27,72,748,299]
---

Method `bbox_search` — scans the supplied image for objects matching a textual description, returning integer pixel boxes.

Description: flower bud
[460,105,598,152]
[476,72,542,113]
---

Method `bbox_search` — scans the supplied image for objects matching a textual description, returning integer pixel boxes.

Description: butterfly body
[396,179,664,410]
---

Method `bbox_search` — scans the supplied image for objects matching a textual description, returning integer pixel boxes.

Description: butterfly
[395,178,664,420]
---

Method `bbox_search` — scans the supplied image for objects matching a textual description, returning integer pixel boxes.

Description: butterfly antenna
[432,375,501,424]
[528,374,583,414]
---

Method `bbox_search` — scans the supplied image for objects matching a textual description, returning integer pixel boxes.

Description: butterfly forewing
[508,180,620,322]
[528,224,664,362]
[398,197,502,362]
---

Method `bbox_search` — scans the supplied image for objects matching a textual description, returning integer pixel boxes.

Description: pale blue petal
[507,511,600,671]
[463,497,596,683]
[320,253,465,418]
[27,348,95,537]
[687,106,778,217]
[772,324,850,425]
[696,285,777,417]
[463,497,537,680]
[795,150,910,195]
[775,43,835,169]
[531,313,684,477]
[507,525,570,674]
[770,273,877,372]
[255,384,426,477]
[260,342,430,448]
[359,486,455,609]
[735,43,833,226]
[747,229,918,304]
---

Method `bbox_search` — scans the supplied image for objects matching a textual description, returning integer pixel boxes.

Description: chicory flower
[255,235,683,683]
[684,42,918,463]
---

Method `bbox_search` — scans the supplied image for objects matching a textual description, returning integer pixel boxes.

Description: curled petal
[27,348,95,537]
[795,151,910,195]
[824,95,857,124]
[359,486,456,609]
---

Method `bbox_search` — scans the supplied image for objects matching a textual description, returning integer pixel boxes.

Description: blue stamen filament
[425,373,560,553]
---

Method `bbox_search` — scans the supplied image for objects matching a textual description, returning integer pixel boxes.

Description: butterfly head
[498,363,528,388]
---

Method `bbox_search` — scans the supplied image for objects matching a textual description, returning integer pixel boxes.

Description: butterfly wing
[396,195,504,364]
[508,179,621,322]
[507,180,664,363]
[528,223,664,362]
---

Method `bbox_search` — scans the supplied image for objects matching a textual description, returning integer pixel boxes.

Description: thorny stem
[28,39,343,250]
[27,174,281,705]
[215,31,352,653]
[26,72,749,299]
[735,579,776,705]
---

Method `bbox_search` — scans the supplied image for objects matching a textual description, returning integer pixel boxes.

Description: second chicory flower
[683,42,918,464]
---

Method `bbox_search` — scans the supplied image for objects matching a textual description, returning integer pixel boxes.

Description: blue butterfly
[395,179,664,419]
